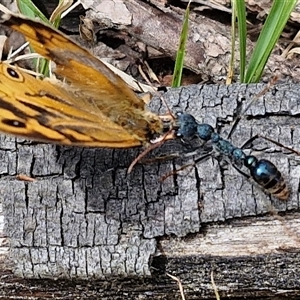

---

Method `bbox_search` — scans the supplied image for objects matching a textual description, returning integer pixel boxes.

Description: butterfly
[0,12,166,148]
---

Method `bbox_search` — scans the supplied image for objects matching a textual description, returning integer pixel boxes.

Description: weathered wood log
[1,83,300,299]
[81,0,300,83]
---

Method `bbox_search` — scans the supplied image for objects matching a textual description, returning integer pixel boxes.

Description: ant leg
[239,134,300,156]
[194,152,213,164]
[227,77,278,140]
[160,152,212,181]
[231,163,251,179]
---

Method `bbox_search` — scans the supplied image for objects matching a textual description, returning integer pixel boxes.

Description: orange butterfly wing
[0,14,163,147]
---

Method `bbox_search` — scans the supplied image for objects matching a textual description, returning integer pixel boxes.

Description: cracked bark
[0,83,300,299]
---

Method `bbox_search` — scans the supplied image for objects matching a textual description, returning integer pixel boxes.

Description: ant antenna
[227,76,279,139]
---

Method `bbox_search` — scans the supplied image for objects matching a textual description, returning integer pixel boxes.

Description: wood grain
[0,83,300,299]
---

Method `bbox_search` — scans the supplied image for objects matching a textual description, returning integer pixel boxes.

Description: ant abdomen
[244,156,289,200]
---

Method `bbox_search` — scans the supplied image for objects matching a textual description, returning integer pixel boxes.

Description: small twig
[166,273,186,300]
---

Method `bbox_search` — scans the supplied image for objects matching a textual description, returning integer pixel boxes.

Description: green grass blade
[235,0,247,82]
[16,0,72,76]
[245,0,297,83]
[172,0,191,88]
[227,0,236,84]
[50,0,73,27]
[17,0,52,76]
[17,0,51,23]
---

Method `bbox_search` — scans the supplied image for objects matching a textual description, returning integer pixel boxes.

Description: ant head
[174,113,198,138]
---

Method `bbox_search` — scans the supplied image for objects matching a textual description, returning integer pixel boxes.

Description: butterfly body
[0,13,163,147]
